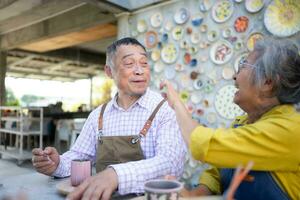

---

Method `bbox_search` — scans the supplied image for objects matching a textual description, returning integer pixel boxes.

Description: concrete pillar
[116,12,130,39]
[89,76,93,110]
[0,50,7,106]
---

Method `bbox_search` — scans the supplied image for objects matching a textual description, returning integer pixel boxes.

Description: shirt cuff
[52,156,70,177]
[189,126,214,161]
[110,163,141,195]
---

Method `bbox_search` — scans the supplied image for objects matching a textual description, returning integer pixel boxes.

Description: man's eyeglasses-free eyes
[237,58,257,73]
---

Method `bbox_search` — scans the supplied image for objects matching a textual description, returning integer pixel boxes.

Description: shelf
[0,117,41,122]
[0,106,43,163]
[0,146,32,164]
[0,128,41,135]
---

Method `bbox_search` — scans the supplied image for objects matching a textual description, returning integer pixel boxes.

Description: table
[0,172,65,200]
[0,173,222,200]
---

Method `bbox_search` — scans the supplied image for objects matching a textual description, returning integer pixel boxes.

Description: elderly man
[32,37,186,200]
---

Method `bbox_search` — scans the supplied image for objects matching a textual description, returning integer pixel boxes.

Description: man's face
[110,44,150,97]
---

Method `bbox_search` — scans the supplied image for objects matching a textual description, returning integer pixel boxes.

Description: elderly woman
[161,37,300,200]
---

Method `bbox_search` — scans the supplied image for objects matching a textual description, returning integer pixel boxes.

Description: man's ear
[105,65,113,78]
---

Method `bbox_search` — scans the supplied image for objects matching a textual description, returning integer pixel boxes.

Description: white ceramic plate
[214,85,244,119]
[172,26,184,41]
[164,66,176,80]
[264,0,300,37]
[210,40,233,65]
[137,19,147,33]
[151,49,160,62]
[164,20,173,32]
[207,30,219,42]
[161,43,178,64]
[153,61,164,73]
[174,7,190,24]
[211,0,234,23]
[190,92,202,104]
[206,112,217,124]
[191,32,200,44]
[245,0,264,13]
[150,12,163,28]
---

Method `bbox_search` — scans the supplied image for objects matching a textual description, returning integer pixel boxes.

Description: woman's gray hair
[252,37,300,104]
[105,37,146,70]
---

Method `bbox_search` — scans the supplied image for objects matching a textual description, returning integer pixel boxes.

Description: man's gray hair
[252,37,300,104]
[105,37,147,69]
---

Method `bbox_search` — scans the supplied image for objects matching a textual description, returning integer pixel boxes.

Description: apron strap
[98,103,108,130]
[139,99,166,136]
[97,99,166,136]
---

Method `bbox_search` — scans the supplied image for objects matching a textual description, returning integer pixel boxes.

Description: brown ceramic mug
[70,159,91,186]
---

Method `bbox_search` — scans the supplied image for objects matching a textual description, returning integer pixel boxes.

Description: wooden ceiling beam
[0,4,116,50]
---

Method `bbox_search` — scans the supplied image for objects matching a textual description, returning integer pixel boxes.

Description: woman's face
[233,51,260,111]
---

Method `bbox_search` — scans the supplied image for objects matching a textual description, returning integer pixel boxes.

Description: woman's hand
[160,80,181,109]
[164,175,212,197]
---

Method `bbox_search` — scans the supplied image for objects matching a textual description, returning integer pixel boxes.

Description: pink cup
[71,159,91,186]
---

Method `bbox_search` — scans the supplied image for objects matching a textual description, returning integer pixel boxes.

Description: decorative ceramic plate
[180,91,190,102]
[172,26,184,41]
[214,85,244,119]
[191,13,204,27]
[179,74,191,88]
[151,49,160,61]
[137,19,147,33]
[222,27,233,38]
[174,8,190,24]
[211,0,234,23]
[164,66,176,80]
[199,0,213,12]
[207,30,219,42]
[193,79,204,90]
[222,67,235,80]
[210,40,233,65]
[175,63,185,71]
[191,92,202,104]
[165,20,173,31]
[188,46,198,54]
[200,24,208,33]
[206,112,217,124]
[150,12,163,28]
[191,32,200,44]
[153,61,164,73]
[145,31,158,49]
[234,53,249,72]
[234,16,249,33]
[161,43,178,64]
[264,0,300,37]
[246,32,263,51]
[245,0,264,13]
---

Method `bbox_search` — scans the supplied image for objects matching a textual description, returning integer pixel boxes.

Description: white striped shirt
[53,88,186,194]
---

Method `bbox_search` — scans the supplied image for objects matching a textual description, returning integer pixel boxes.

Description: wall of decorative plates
[123,0,300,188]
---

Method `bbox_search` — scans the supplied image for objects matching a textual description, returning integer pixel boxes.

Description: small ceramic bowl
[144,179,183,200]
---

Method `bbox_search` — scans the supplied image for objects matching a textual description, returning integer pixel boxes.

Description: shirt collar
[108,88,150,111]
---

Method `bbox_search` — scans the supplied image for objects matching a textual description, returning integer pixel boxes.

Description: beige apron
[96,99,166,173]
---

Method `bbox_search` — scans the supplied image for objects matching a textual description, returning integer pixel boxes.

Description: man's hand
[67,167,118,200]
[32,147,59,176]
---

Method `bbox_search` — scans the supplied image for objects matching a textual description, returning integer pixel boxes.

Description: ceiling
[0,0,165,81]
